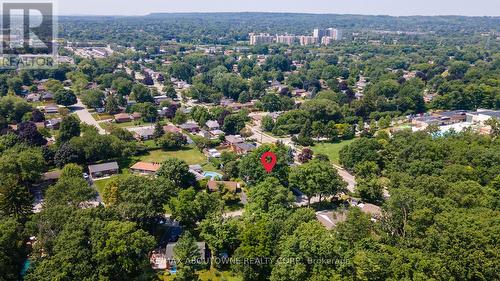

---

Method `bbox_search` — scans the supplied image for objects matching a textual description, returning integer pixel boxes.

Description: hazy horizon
[55,0,500,17]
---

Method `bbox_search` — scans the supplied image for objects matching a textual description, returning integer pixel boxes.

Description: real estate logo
[0,1,57,69]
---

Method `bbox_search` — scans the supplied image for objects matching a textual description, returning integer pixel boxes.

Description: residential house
[41,92,53,101]
[209,129,224,139]
[44,104,59,114]
[130,162,161,175]
[358,203,382,221]
[207,148,222,158]
[153,95,171,105]
[205,120,220,130]
[180,122,200,133]
[233,142,256,155]
[114,113,131,123]
[189,164,205,181]
[131,112,142,121]
[88,162,119,179]
[227,102,254,111]
[225,135,244,147]
[163,124,182,134]
[26,93,40,102]
[41,170,62,184]
[292,88,308,98]
[316,210,348,230]
[45,118,62,130]
[133,127,155,140]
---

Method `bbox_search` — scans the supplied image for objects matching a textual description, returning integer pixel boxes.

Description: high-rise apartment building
[276,35,296,45]
[327,28,343,40]
[300,36,318,46]
[249,33,275,45]
[313,28,328,41]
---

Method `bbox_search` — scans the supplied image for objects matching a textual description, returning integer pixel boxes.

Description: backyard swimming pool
[203,171,223,180]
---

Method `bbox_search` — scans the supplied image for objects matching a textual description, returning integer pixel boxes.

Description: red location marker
[260,151,277,173]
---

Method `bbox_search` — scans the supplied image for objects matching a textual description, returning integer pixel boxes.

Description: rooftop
[88,162,119,174]
[235,142,256,152]
[130,162,161,172]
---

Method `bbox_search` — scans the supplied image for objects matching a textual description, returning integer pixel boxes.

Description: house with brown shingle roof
[114,113,131,123]
[130,162,161,175]
[163,124,182,133]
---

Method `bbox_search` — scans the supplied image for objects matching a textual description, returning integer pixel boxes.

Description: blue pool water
[203,171,223,180]
[21,259,31,276]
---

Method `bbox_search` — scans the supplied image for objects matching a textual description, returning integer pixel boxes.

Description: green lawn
[93,177,116,195]
[101,120,154,130]
[310,139,356,164]
[139,146,207,165]
[91,113,114,121]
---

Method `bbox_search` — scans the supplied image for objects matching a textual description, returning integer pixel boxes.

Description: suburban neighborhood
[0,3,499,281]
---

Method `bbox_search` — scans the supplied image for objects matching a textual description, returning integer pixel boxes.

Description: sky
[54,0,500,16]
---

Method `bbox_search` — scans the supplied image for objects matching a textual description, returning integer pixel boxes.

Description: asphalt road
[72,99,106,135]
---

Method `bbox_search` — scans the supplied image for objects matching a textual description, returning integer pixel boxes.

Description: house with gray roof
[88,162,119,179]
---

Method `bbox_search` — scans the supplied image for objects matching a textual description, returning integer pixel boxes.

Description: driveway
[72,99,106,135]
[332,164,357,193]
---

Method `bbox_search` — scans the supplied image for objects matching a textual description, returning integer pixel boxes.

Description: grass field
[139,146,207,165]
[93,177,115,195]
[101,120,154,130]
[310,139,356,164]
[91,113,114,121]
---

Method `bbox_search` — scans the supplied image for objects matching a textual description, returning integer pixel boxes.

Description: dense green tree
[0,174,32,219]
[261,115,275,132]
[102,175,172,223]
[270,221,339,281]
[170,62,195,83]
[44,165,95,208]
[0,217,26,281]
[246,177,294,213]
[169,188,222,228]
[199,213,240,263]
[58,115,81,143]
[26,215,155,281]
[112,77,133,96]
[81,89,105,109]
[131,84,153,103]
[105,95,120,114]
[339,138,382,171]
[289,159,347,205]
[157,158,196,188]
[158,132,187,150]
[54,89,77,106]
[0,146,45,183]
[239,143,292,186]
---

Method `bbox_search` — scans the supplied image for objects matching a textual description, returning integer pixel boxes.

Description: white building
[276,35,296,45]
[299,36,318,46]
[249,33,274,45]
